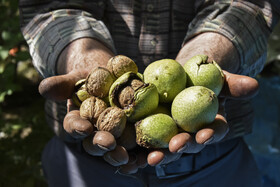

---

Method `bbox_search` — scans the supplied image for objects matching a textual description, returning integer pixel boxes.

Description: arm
[176,32,239,73]
[177,0,280,76]
[19,1,132,167]
[19,1,116,78]
[148,0,280,166]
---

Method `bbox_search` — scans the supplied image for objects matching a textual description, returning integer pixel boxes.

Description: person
[19,0,280,186]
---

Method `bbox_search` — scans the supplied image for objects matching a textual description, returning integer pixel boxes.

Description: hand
[146,70,259,166]
[39,69,149,174]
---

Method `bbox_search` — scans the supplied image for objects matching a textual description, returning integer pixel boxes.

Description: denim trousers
[42,136,262,187]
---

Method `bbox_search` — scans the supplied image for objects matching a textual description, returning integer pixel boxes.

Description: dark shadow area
[244,23,280,187]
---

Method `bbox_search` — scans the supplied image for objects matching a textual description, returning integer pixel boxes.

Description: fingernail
[103,153,120,166]
[203,136,214,145]
[157,157,166,166]
[97,144,110,152]
[177,144,188,153]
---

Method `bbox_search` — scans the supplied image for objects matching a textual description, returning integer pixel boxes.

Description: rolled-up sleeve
[20,6,116,78]
[184,0,280,77]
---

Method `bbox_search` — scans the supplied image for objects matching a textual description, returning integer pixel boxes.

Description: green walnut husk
[135,114,178,148]
[72,79,91,107]
[183,54,224,95]
[107,55,138,78]
[171,86,219,133]
[109,72,159,122]
[144,59,187,103]
[86,67,115,98]
[149,104,171,116]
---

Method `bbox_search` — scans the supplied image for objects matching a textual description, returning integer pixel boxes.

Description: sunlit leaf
[0,47,9,60]
[1,30,12,41]
[0,90,12,103]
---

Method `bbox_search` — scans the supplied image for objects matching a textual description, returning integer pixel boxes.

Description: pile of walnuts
[69,54,224,155]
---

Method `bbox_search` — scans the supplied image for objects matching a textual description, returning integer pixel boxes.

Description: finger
[83,131,116,156]
[147,149,182,166]
[63,110,94,139]
[169,133,192,153]
[103,145,129,167]
[217,97,226,117]
[135,149,148,168]
[169,133,205,154]
[220,71,259,99]
[118,154,139,174]
[147,150,164,166]
[196,114,229,145]
[39,70,88,101]
[118,163,139,175]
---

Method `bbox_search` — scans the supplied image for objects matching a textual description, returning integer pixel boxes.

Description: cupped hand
[146,70,259,166]
[38,70,147,173]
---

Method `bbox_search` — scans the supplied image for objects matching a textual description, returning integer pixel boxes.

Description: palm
[38,70,259,172]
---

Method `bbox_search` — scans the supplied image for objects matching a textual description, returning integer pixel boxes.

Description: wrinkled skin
[38,35,259,174]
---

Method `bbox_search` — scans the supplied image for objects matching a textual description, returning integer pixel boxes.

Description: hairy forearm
[57,38,115,75]
[176,32,240,74]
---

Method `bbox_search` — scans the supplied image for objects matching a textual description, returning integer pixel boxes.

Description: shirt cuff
[183,2,272,77]
[22,9,116,78]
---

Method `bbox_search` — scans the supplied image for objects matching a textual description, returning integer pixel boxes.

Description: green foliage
[0,0,31,104]
[0,97,53,187]
[0,0,52,186]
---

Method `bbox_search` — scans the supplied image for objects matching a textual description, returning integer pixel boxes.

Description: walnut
[80,96,107,124]
[107,55,138,78]
[86,67,115,98]
[96,107,127,138]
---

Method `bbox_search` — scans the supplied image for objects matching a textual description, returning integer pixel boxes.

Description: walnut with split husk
[109,72,159,122]
[72,79,91,107]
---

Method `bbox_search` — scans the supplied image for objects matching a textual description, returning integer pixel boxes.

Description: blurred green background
[0,0,53,186]
[0,0,279,187]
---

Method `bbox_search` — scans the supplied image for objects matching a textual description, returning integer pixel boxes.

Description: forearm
[57,38,115,75]
[175,32,240,73]
[20,6,115,78]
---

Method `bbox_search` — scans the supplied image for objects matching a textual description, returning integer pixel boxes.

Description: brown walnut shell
[80,96,107,124]
[107,55,138,78]
[86,67,115,98]
[96,107,127,138]
[117,79,144,108]
[118,86,135,108]
[130,79,144,90]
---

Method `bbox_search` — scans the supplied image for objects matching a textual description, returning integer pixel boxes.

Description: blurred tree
[0,0,53,186]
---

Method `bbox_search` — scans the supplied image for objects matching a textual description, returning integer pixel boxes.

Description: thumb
[38,70,88,101]
[220,71,259,99]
